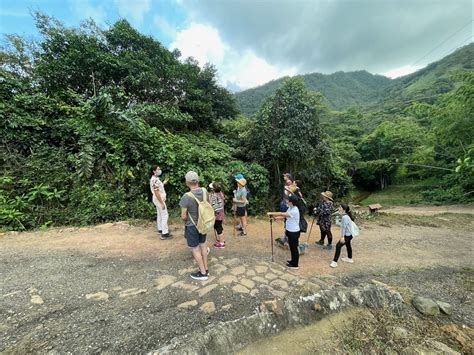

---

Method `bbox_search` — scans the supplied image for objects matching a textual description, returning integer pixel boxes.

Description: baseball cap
[185,171,199,183]
[234,173,244,180]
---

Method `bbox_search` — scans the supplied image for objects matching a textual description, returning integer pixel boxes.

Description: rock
[221,304,232,311]
[201,276,216,286]
[197,284,218,297]
[250,289,259,297]
[85,292,109,301]
[270,279,289,289]
[232,284,250,294]
[218,275,238,285]
[171,281,199,292]
[426,340,460,354]
[265,273,278,280]
[412,296,440,316]
[261,300,284,315]
[392,327,409,341]
[154,275,177,290]
[436,301,453,315]
[252,276,268,284]
[212,264,228,274]
[30,295,44,304]
[230,266,246,276]
[200,302,216,314]
[112,287,123,291]
[313,303,322,311]
[280,273,298,282]
[255,265,268,274]
[240,279,255,289]
[178,267,196,275]
[260,284,287,298]
[246,270,256,277]
[178,300,198,309]
[118,288,147,298]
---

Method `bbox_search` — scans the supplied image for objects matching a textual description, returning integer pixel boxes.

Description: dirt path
[382,204,474,216]
[1,213,473,353]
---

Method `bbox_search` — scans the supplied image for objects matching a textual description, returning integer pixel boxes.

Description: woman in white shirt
[330,204,354,268]
[268,195,301,269]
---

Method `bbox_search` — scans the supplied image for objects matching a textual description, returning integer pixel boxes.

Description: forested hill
[235,70,392,115]
[235,43,473,116]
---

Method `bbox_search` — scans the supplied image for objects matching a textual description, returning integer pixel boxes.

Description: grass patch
[358,212,473,229]
[356,185,425,207]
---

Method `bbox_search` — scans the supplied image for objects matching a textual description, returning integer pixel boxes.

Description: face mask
[338,210,343,216]
[157,169,162,177]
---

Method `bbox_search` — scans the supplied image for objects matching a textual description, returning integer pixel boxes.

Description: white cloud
[154,15,177,39]
[114,0,151,23]
[383,65,421,78]
[170,23,297,91]
[70,0,106,23]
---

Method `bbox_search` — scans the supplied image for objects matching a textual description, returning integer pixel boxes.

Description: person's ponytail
[150,165,158,178]
[341,204,354,221]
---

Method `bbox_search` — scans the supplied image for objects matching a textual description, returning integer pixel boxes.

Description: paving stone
[112,287,123,291]
[200,302,216,313]
[260,285,287,298]
[230,266,246,276]
[223,258,241,267]
[219,275,238,285]
[246,270,256,277]
[240,279,255,289]
[252,276,269,284]
[197,284,218,297]
[218,256,224,260]
[171,281,199,292]
[270,279,289,289]
[255,265,268,274]
[250,289,259,297]
[265,273,278,280]
[30,295,44,304]
[212,264,228,274]
[201,276,216,286]
[85,292,109,301]
[178,267,196,276]
[154,275,177,290]
[118,288,147,298]
[280,273,298,282]
[232,284,250,294]
[178,300,198,309]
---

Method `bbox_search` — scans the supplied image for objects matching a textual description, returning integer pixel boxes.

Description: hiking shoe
[160,233,173,240]
[190,271,209,281]
[330,261,337,268]
[315,240,324,246]
[239,232,247,237]
[236,226,243,231]
[342,257,354,263]
[324,244,332,250]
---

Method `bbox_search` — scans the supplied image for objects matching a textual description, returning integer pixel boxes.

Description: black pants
[333,236,353,262]
[319,226,333,245]
[286,230,301,267]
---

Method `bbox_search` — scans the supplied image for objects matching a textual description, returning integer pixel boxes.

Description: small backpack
[350,221,360,237]
[186,189,216,234]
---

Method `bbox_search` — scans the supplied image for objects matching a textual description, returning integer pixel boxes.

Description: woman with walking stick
[314,191,334,250]
[268,195,301,269]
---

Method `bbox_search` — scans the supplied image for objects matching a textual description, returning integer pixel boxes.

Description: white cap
[185,171,199,183]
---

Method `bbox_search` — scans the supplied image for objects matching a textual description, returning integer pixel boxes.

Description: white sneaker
[341,258,354,263]
[330,261,337,268]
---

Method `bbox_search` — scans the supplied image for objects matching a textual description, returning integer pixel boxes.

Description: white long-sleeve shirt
[336,214,352,237]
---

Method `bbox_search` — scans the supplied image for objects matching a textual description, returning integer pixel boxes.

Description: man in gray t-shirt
[179,171,209,281]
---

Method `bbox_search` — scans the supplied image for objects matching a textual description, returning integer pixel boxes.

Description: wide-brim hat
[321,191,333,201]
[209,183,214,189]
[236,178,247,186]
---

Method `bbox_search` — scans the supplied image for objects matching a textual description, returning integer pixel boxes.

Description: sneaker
[158,230,162,234]
[215,242,226,249]
[330,261,337,268]
[160,233,173,240]
[342,257,354,263]
[190,271,209,281]
[213,241,220,248]
[324,244,333,250]
[287,262,299,270]
[239,232,247,237]
[315,240,324,246]
[236,226,243,231]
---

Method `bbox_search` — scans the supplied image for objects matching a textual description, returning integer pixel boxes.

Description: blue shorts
[184,225,207,248]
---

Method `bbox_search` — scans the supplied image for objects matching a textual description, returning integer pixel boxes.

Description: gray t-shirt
[179,188,205,227]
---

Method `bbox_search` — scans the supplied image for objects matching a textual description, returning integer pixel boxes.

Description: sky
[0,0,472,92]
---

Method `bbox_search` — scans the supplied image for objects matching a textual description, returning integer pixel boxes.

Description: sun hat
[185,171,199,183]
[236,178,247,186]
[321,191,333,201]
[208,182,214,189]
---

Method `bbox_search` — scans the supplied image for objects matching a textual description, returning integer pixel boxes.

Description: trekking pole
[270,217,274,262]
[306,217,316,243]
[232,204,236,238]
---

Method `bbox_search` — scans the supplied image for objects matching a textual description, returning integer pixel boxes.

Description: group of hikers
[150,166,356,281]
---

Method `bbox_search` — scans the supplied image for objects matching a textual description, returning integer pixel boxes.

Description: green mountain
[235,43,473,116]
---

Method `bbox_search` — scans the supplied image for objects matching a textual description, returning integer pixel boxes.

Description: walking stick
[270,217,274,262]
[233,205,236,238]
[306,217,316,243]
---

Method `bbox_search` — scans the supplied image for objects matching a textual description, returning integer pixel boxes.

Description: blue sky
[0,0,472,91]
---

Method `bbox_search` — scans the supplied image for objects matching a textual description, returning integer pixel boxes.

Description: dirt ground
[1,209,473,353]
[383,205,474,216]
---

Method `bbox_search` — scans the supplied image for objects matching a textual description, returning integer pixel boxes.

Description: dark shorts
[214,220,223,235]
[184,225,206,248]
[236,206,246,217]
